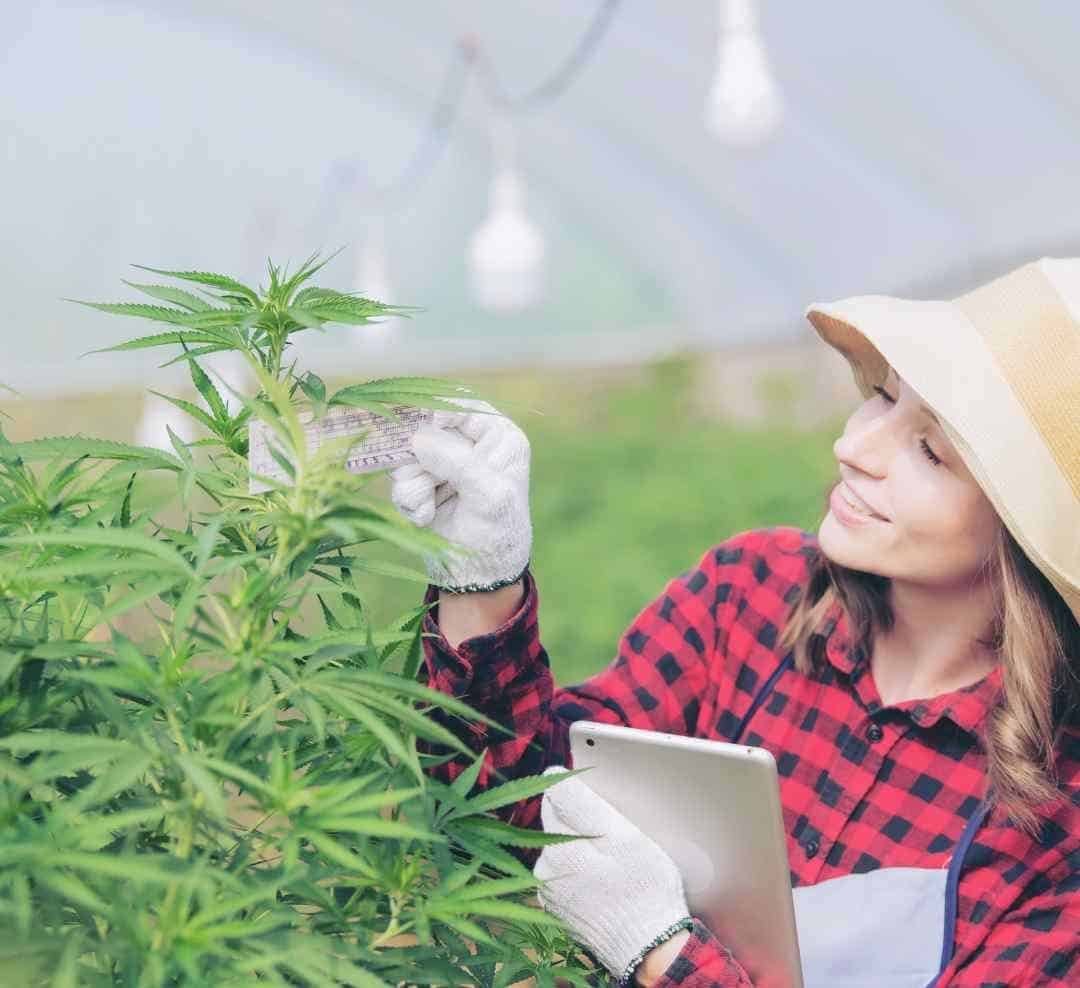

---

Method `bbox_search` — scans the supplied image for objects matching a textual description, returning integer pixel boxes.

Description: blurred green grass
[3,354,845,685]
[360,355,843,684]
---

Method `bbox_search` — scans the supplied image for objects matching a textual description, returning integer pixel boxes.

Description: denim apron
[731,653,990,988]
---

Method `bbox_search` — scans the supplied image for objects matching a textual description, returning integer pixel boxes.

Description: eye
[872,387,942,466]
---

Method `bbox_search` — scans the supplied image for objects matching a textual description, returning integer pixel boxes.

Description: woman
[389,257,1080,987]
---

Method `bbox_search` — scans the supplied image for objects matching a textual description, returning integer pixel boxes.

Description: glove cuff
[423,517,532,593]
[615,916,695,988]
[434,562,530,595]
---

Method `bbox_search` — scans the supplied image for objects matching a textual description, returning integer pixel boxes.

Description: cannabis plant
[0,255,595,986]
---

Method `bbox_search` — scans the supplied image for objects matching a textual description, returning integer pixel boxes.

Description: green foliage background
[2,358,844,689]
[0,256,602,987]
[358,358,843,685]
[0,257,845,986]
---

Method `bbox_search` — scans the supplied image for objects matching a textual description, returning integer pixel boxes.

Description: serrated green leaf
[450,749,488,800]
[13,552,161,582]
[147,390,217,435]
[34,870,110,915]
[437,858,484,897]
[41,454,88,502]
[311,556,428,585]
[455,771,574,818]
[120,280,213,312]
[427,911,497,947]
[307,815,442,842]
[447,816,578,849]
[0,730,136,756]
[93,572,184,625]
[292,287,342,306]
[302,832,376,879]
[298,372,326,405]
[70,300,205,327]
[185,914,290,943]
[183,881,287,932]
[285,306,327,330]
[315,594,343,632]
[430,897,558,926]
[50,851,180,884]
[130,265,259,304]
[159,342,238,367]
[0,530,192,573]
[320,669,509,735]
[11,436,182,470]
[167,424,192,469]
[329,377,475,408]
[175,753,228,819]
[116,472,134,528]
[188,358,229,422]
[169,570,204,637]
[65,756,154,815]
[197,755,273,799]
[267,441,296,480]
[342,686,474,754]
[270,628,411,661]
[24,640,110,660]
[192,515,224,573]
[310,689,421,782]
[0,650,19,688]
[315,787,421,817]
[65,666,154,694]
[438,875,539,902]
[303,302,412,326]
[280,249,344,295]
[442,828,533,879]
[90,330,229,355]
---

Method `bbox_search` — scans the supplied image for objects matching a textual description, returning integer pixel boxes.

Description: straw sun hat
[804,257,1080,627]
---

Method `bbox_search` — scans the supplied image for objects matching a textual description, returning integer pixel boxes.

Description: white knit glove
[534,765,693,984]
[388,399,532,593]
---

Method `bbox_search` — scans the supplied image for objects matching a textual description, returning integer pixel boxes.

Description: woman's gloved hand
[388,399,532,593]
[534,765,693,985]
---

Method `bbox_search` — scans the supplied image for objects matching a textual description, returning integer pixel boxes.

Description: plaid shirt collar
[821,599,1004,735]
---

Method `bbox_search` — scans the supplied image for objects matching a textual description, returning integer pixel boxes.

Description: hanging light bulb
[135,391,197,451]
[705,0,783,146]
[354,217,400,340]
[468,165,546,312]
[467,110,545,313]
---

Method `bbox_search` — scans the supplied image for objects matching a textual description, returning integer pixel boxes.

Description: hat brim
[805,295,1080,624]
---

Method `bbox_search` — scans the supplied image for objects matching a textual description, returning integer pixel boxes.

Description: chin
[817,510,882,574]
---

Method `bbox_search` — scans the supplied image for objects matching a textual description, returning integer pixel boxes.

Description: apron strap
[729,646,994,987]
[731,651,795,743]
[927,800,993,986]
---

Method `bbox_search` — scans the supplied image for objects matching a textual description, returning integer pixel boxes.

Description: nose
[832,400,894,480]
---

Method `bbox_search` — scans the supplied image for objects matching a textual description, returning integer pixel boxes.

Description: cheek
[887,461,952,535]
[955,493,1000,562]
[897,476,997,569]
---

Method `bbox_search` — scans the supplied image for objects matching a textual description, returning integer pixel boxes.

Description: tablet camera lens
[586,738,595,747]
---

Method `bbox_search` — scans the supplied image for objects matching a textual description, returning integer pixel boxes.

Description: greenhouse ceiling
[6,1,1080,394]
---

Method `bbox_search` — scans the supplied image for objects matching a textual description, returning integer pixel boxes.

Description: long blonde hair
[778,521,1080,836]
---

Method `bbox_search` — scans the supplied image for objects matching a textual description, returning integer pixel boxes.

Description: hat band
[955,263,1080,503]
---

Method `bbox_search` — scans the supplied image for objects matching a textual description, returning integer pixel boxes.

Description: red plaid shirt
[420,526,1080,986]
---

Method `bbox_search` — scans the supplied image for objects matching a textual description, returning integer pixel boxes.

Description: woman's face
[818,366,1000,592]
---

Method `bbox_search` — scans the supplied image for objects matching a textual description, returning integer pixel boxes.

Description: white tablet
[568,721,804,988]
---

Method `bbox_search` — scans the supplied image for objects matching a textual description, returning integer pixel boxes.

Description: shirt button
[867,723,884,743]
[804,839,820,859]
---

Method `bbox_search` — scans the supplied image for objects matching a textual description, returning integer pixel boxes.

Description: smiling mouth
[836,481,889,521]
